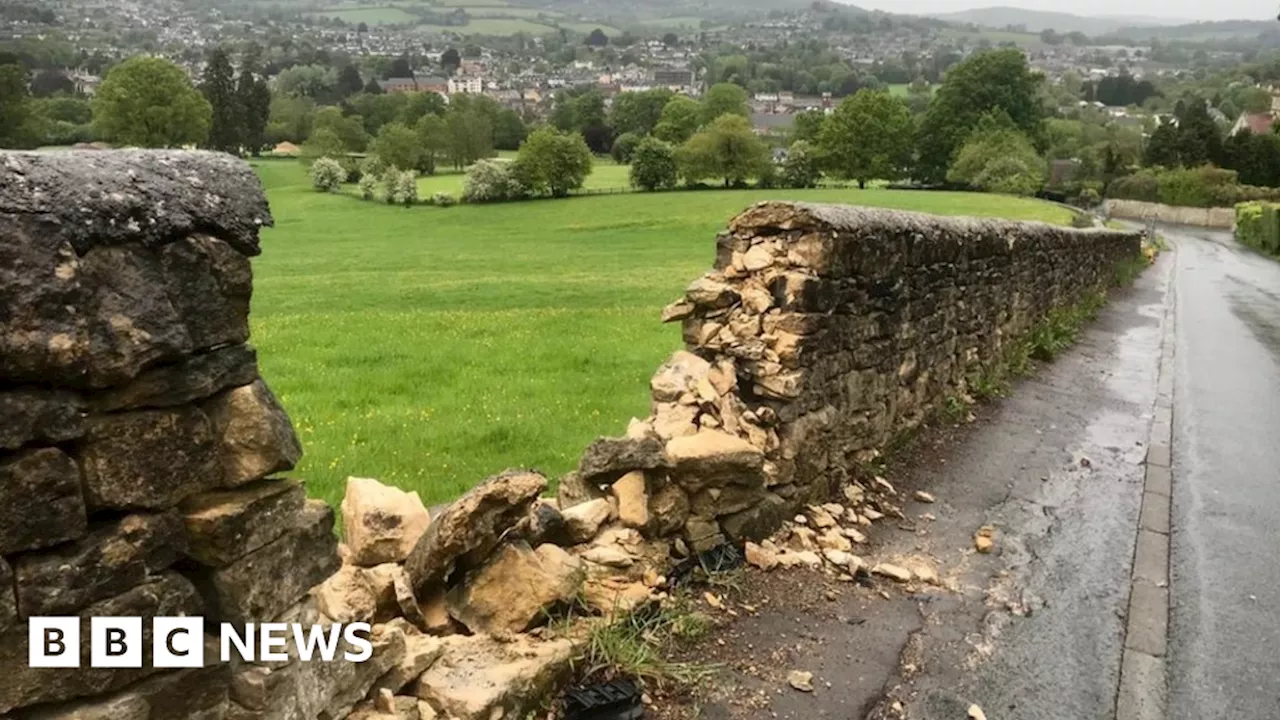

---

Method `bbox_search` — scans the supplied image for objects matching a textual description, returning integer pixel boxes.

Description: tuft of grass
[578,602,719,686]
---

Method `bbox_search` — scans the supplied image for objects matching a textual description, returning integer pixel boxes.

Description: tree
[275,64,339,102]
[29,69,74,97]
[93,56,211,148]
[701,83,749,125]
[201,48,243,153]
[336,64,365,98]
[654,95,702,144]
[947,123,1046,196]
[0,64,41,148]
[781,140,823,188]
[492,108,528,151]
[610,88,674,137]
[1176,100,1223,167]
[388,54,412,78]
[238,46,271,155]
[444,105,492,169]
[311,106,369,152]
[415,113,449,174]
[915,48,1045,183]
[662,32,679,47]
[630,136,678,190]
[266,95,315,144]
[819,89,913,188]
[550,91,578,132]
[512,127,593,197]
[611,132,642,164]
[1224,129,1280,187]
[678,114,770,187]
[587,29,609,47]
[792,110,826,144]
[1144,121,1180,168]
[371,122,421,170]
[441,48,461,75]
[363,76,384,95]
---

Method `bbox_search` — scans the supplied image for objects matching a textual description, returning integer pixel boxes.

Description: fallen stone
[863,508,885,522]
[513,499,572,548]
[720,492,789,541]
[365,563,403,623]
[577,435,668,485]
[0,447,88,555]
[405,470,547,597]
[204,379,302,488]
[822,549,855,569]
[744,541,778,571]
[342,477,432,567]
[0,387,84,451]
[871,564,913,583]
[556,470,604,510]
[582,577,653,617]
[14,511,185,617]
[578,544,635,568]
[775,551,821,569]
[445,543,584,634]
[179,478,307,567]
[665,430,765,492]
[805,505,837,528]
[682,517,725,553]
[646,483,691,537]
[561,498,614,544]
[90,344,258,412]
[78,405,221,510]
[913,490,936,504]
[371,621,444,697]
[975,536,994,553]
[650,403,699,443]
[787,670,814,693]
[313,565,378,624]
[908,563,939,585]
[193,500,340,624]
[349,694,422,720]
[291,622,407,719]
[413,634,576,720]
[969,704,988,720]
[650,351,711,403]
[611,471,651,530]
[844,527,868,544]
[816,529,852,553]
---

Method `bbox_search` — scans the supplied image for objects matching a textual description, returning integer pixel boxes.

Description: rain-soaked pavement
[669,229,1280,720]
[1164,226,1280,720]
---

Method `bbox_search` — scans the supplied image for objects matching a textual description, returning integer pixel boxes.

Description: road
[657,227,1280,720]
[1164,226,1280,720]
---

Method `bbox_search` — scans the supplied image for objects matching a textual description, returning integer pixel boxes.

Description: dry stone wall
[0,152,1142,720]
[1104,198,1236,229]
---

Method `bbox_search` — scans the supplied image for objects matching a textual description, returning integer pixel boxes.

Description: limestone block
[665,430,765,493]
[561,498,614,544]
[0,387,84,451]
[180,478,308,567]
[313,564,378,624]
[404,470,546,597]
[194,500,340,624]
[341,476,432,567]
[0,447,87,555]
[159,234,253,351]
[0,558,15,635]
[576,435,669,485]
[14,511,185,617]
[445,543,584,634]
[203,379,302,488]
[414,634,576,720]
[91,343,258,412]
[77,406,222,510]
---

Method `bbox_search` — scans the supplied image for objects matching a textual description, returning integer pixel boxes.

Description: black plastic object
[668,542,745,587]
[563,677,645,720]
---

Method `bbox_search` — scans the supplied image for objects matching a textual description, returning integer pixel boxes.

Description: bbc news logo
[28,618,373,668]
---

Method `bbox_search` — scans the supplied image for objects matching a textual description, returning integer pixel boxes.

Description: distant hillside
[1108,18,1279,42]
[928,6,1186,35]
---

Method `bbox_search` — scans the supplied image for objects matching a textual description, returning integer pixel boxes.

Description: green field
[638,16,706,28]
[887,83,935,97]
[250,160,1073,508]
[466,6,563,18]
[940,27,1043,47]
[311,5,419,24]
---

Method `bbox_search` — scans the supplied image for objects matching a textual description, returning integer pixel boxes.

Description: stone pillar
[0,151,340,717]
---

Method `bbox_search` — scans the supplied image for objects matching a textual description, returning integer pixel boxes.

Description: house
[1231,112,1275,136]
[378,77,419,93]
[414,75,449,94]
[448,76,483,94]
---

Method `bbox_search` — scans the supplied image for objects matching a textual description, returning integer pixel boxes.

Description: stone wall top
[0,150,272,256]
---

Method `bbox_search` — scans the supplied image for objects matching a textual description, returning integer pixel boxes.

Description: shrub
[1077,187,1101,207]
[1156,166,1237,208]
[433,192,457,207]
[309,157,346,193]
[1106,170,1159,203]
[358,173,378,201]
[390,170,418,207]
[947,127,1046,196]
[1236,201,1280,255]
[780,140,822,189]
[630,137,678,191]
[611,132,642,164]
[462,159,526,203]
[512,127,593,197]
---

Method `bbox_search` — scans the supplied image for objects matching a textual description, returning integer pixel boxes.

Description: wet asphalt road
[1164,227,1280,720]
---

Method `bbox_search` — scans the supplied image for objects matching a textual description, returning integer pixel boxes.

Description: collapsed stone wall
[0,152,1142,720]
[629,202,1142,548]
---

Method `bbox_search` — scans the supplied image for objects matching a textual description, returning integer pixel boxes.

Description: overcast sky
[846,0,1275,22]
